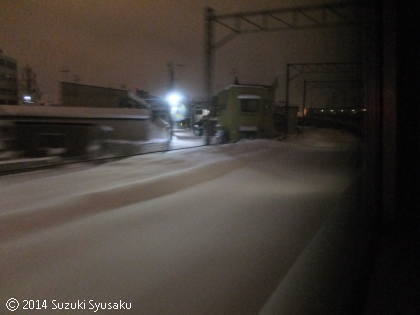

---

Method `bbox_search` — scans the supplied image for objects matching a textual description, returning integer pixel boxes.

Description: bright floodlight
[165,92,183,107]
[23,95,32,102]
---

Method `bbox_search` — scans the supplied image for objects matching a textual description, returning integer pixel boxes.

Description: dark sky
[0,0,360,104]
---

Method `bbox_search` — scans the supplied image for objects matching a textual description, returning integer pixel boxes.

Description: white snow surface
[0,129,360,314]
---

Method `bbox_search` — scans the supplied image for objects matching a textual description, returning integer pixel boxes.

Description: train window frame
[239,98,260,113]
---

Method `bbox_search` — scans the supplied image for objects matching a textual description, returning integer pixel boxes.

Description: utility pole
[303,80,307,127]
[204,7,215,145]
[204,7,214,105]
[21,65,41,103]
[167,61,185,91]
[284,64,290,135]
[25,67,32,98]
[167,62,175,91]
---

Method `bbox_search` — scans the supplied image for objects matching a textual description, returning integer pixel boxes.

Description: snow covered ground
[170,128,204,150]
[0,129,360,314]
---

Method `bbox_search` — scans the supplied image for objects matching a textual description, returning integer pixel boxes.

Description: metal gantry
[285,63,362,131]
[204,2,364,99]
[204,1,364,137]
[285,62,362,107]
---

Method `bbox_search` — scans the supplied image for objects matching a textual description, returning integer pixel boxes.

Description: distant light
[165,91,187,121]
[23,95,32,102]
[320,109,324,112]
[330,109,334,113]
[340,109,344,112]
[165,91,183,107]
[170,103,187,122]
[351,109,356,112]
[361,108,367,112]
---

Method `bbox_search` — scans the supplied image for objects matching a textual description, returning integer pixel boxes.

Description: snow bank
[290,127,360,150]
[0,131,361,314]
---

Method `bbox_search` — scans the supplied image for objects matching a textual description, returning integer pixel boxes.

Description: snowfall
[0,128,362,314]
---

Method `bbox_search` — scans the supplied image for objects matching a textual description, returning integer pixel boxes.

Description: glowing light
[165,91,187,122]
[23,95,32,102]
[170,103,187,122]
[165,92,183,107]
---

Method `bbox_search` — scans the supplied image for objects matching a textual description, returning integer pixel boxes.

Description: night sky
[0,0,360,104]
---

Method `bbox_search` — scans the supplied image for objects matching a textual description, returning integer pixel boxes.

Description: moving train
[0,103,172,159]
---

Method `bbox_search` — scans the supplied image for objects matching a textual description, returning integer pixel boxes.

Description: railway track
[0,143,209,176]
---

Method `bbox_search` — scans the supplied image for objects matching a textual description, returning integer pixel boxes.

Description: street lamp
[23,95,32,103]
[165,91,186,139]
[165,91,183,108]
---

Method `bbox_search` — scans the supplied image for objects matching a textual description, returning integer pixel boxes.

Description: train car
[0,104,171,158]
[214,84,277,142]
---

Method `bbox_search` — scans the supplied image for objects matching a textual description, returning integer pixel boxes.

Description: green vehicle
[214,84,277,142]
